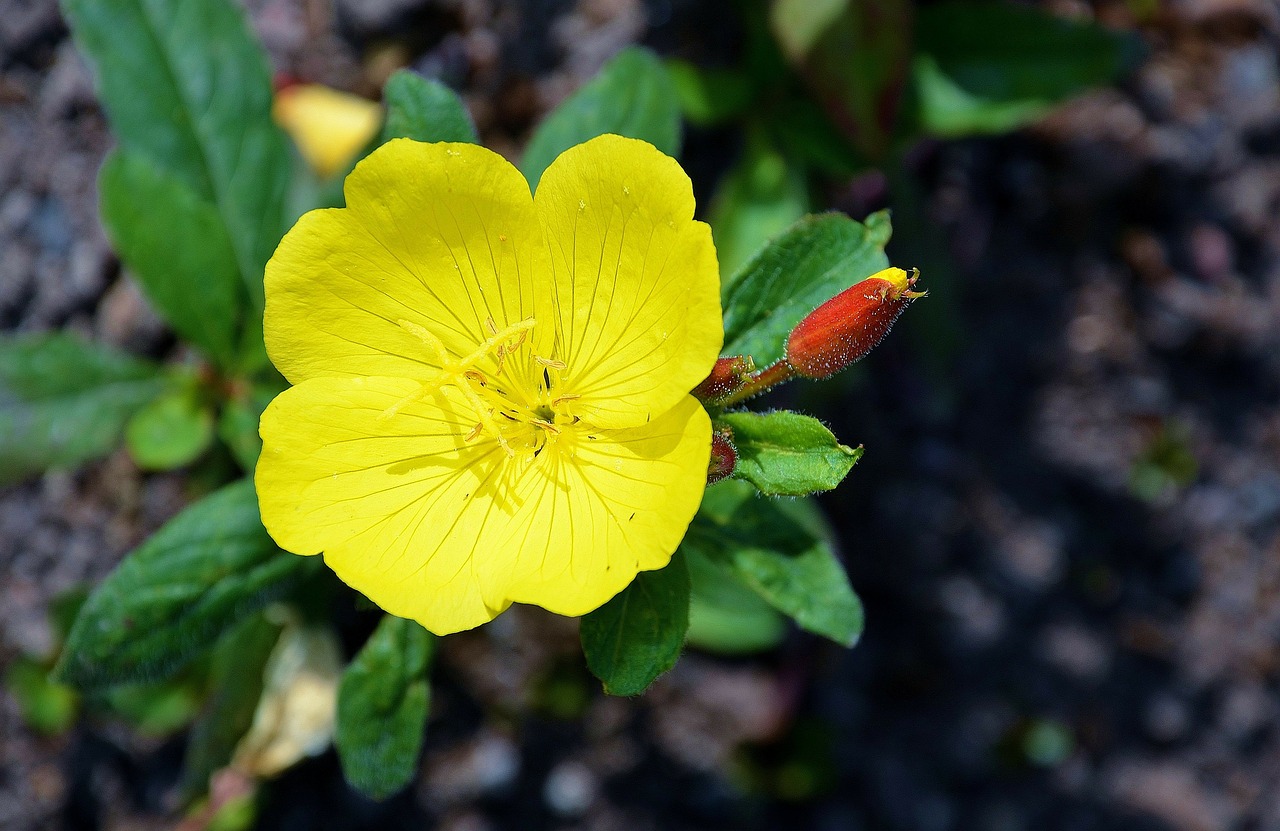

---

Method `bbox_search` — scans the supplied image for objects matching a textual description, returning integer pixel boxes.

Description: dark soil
[3,0,1280,830]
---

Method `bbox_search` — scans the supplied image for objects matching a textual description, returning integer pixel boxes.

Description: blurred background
[4,0,1280,829]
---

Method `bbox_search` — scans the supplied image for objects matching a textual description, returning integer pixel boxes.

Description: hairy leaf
[522,47,681,190]
[718,410,861,495]
[722,212,891,365]
[335,615,434,800]
[62,0,291,341]
[100,151,242,367]
[685,481,863,647]
[581,552,690,696]
[382,70,478,144]
[0,333,169,484]
[55,480,311,689]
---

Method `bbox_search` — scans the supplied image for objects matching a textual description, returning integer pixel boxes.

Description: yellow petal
[264,140,547,385]
[273,84,383,180]
[534,134,722,428]
[502,394,712,616]
[256,377,710,633]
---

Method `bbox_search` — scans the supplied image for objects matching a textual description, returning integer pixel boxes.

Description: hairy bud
[707,429,737,484]
[785,267,924,379]
[693,356,755,404]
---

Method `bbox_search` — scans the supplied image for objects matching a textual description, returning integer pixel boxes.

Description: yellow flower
[256,134,722,635]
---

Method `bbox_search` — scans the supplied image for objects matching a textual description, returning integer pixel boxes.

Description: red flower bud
[693,356,755,403]
[707,429,737,484]
[785,267,924,379]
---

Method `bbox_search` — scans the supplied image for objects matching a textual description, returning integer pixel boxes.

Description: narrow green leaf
[721,211,891,365]
[100,151,241,367]
[684,481,863,647]
[581,552,690,696]
[61,0,292,336]
[521,47,681,190]
[709,132,810,282]
[382,70,478,144]
[184,613,281,794]
[126,387,215,471]
[55,480,311,689]
[335,615,434,800]
[0,334,170,484]
[718,410,861,496]
[913,0,1136,137]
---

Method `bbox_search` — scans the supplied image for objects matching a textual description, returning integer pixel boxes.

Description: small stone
[543,760,596,816]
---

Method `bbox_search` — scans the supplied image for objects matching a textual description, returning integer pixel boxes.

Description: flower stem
[716,359,796,407]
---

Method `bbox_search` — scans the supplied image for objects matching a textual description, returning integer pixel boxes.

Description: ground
[2,0,1280,829]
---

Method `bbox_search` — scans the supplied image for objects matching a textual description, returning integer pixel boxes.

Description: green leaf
[184,613,281,794]
[912,0,1135,137]
[684,480,863,647]
[771,0,913,160]
[721,211,891,365]
[99,151,242,367]
[0,333,170,484]
[580,552,690,696]
[666,59,755,127]
[55,480,311,689]
[718,410,861,496]
[684,546,787,654]
[709,132,810,282]
[61,0,292,345]
[382,70,478,144]
[126,386,215,471]
[521,47,681,190]
[5,657,79,736]
[335,615,434,800]
[217,386,274,472]
[103,669,206,736]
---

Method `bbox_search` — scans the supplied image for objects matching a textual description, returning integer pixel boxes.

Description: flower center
[387,317,579,458]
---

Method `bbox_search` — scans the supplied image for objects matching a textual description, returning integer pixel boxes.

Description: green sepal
[580,551,690,696]
[382,70,478,145]
[717,410,861,496]
[54,480,314,690]
[521,47,681,190]
[721,212,891,366]
[335,614,434,801]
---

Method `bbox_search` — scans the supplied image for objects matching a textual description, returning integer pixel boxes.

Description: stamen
[535,356,566,370]
[397,319,449,364]
[464,423,483,442]
[552,394,581,406]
